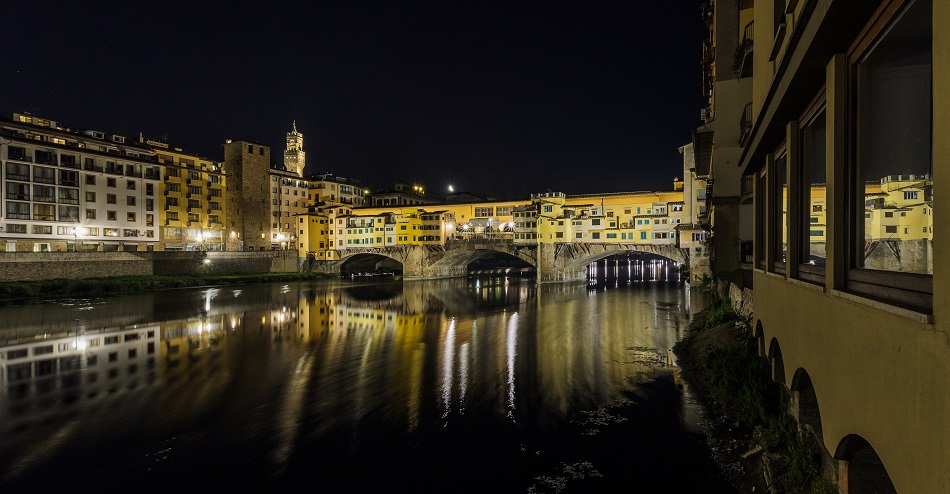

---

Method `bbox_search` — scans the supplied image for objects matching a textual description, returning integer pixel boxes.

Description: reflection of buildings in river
[0,325,161,431]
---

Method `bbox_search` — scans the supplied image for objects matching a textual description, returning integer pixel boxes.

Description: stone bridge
[327,238,699,282]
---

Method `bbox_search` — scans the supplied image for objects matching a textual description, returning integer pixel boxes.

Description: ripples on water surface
[0,277,731,493]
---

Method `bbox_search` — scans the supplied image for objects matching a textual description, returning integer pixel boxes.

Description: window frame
[797,89,828,284]
[845,0,933,311]
[771,142,789,275]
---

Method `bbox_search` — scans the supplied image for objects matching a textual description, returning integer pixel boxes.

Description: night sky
[4,1,707,200]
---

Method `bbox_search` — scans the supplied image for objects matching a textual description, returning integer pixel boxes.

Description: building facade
[0,113,162,252]
[144,139,227,251]
[223,140,271,251]
[699,0,949,491]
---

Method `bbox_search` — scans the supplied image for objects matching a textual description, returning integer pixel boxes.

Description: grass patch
[0,272,334,302]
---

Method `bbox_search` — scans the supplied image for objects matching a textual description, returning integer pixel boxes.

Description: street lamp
[72,226,88,251]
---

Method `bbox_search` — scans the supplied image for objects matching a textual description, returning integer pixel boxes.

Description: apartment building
[0,113,162,252]
[309,173,366,207]
[143,138,227,251]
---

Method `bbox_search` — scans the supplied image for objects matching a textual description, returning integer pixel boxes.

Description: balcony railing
[733,21,754,76]
[739,102,753,145]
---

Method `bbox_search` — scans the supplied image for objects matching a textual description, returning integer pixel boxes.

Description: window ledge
[764,271,785,281]
[831,289,933,324]
[787,277,825,293]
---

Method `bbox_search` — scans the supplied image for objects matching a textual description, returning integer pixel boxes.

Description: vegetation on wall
[675,296,835,494]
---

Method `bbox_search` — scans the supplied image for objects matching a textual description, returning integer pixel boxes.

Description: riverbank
[0,272,336,302]
[674,298,835,494]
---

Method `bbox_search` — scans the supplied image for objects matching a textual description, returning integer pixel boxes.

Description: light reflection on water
[0,277,722,492]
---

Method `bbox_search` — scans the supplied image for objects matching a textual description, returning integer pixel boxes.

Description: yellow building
[144,139,227,251]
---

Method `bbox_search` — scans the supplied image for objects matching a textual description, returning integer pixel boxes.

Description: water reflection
[0,278,719,492]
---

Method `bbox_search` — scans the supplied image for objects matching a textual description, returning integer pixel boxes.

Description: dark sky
[4,1,706,200]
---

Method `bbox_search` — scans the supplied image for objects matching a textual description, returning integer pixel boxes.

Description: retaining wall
[0,251,299,282]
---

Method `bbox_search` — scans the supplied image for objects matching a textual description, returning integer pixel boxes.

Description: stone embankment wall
[0,251,299,282]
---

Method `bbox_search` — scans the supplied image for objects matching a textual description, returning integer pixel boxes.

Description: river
[0,274,732,493]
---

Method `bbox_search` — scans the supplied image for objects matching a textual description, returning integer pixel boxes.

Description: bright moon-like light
[448,185,454,192]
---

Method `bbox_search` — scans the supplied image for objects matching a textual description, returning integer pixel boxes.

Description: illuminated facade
[309,173,366,207]
[144,139,227,251]
[0,113,162,252]
[284,121,305,178]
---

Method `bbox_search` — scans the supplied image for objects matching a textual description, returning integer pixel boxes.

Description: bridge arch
[767,337,786,387]
[427,248,535,278]
[338,251,407,276]
[790,368,824,442]
[834,435,896,494]
[754,320,765,358]
[566,245,687,270]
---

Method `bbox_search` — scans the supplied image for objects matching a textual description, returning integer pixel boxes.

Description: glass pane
[802,109,827,267]
[773,153,787,265]
[856,0,932,275]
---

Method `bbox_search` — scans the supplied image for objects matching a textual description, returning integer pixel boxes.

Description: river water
[0,275,732,493]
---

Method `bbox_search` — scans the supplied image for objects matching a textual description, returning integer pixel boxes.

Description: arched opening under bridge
[834,435,896,494]
[582,252,686,285]
[431,248,535,278]
[339,252,404,278]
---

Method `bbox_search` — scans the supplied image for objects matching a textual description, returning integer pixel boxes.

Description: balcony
[702,39,714,64]
[700,2,713,26]
[733,21,754,77]
[701,61,714,98]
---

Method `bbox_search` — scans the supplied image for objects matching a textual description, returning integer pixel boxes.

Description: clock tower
[284,121,306,177]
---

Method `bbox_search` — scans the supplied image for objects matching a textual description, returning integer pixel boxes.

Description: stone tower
[284,121,306,177]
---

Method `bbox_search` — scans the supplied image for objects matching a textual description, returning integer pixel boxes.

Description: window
[592,232,600,239]
[59,188,80,205]
[59,206,79,222]
[60,170,79,186]
[86,175,96,185]
[847,0,932,310]
[107,210,117,221]
[591,219,601,226]
[107,194,117,204]
[107,178,116,187]
[146,184,153,195]
[127,196,136,206]
[6,162,29,181]
[86,209,96,219]
[33,225,52,234]
[104,228,119,237]
[756,168,767,270]
[6,182,29,201]
[903,191,918,201]
[799,105,827,279]
[127,212,136,222]
[7,146,28,161]
[772,150,788,272]
[127,180,135,190]
[33,204,55,221]
[33,167,55,184]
